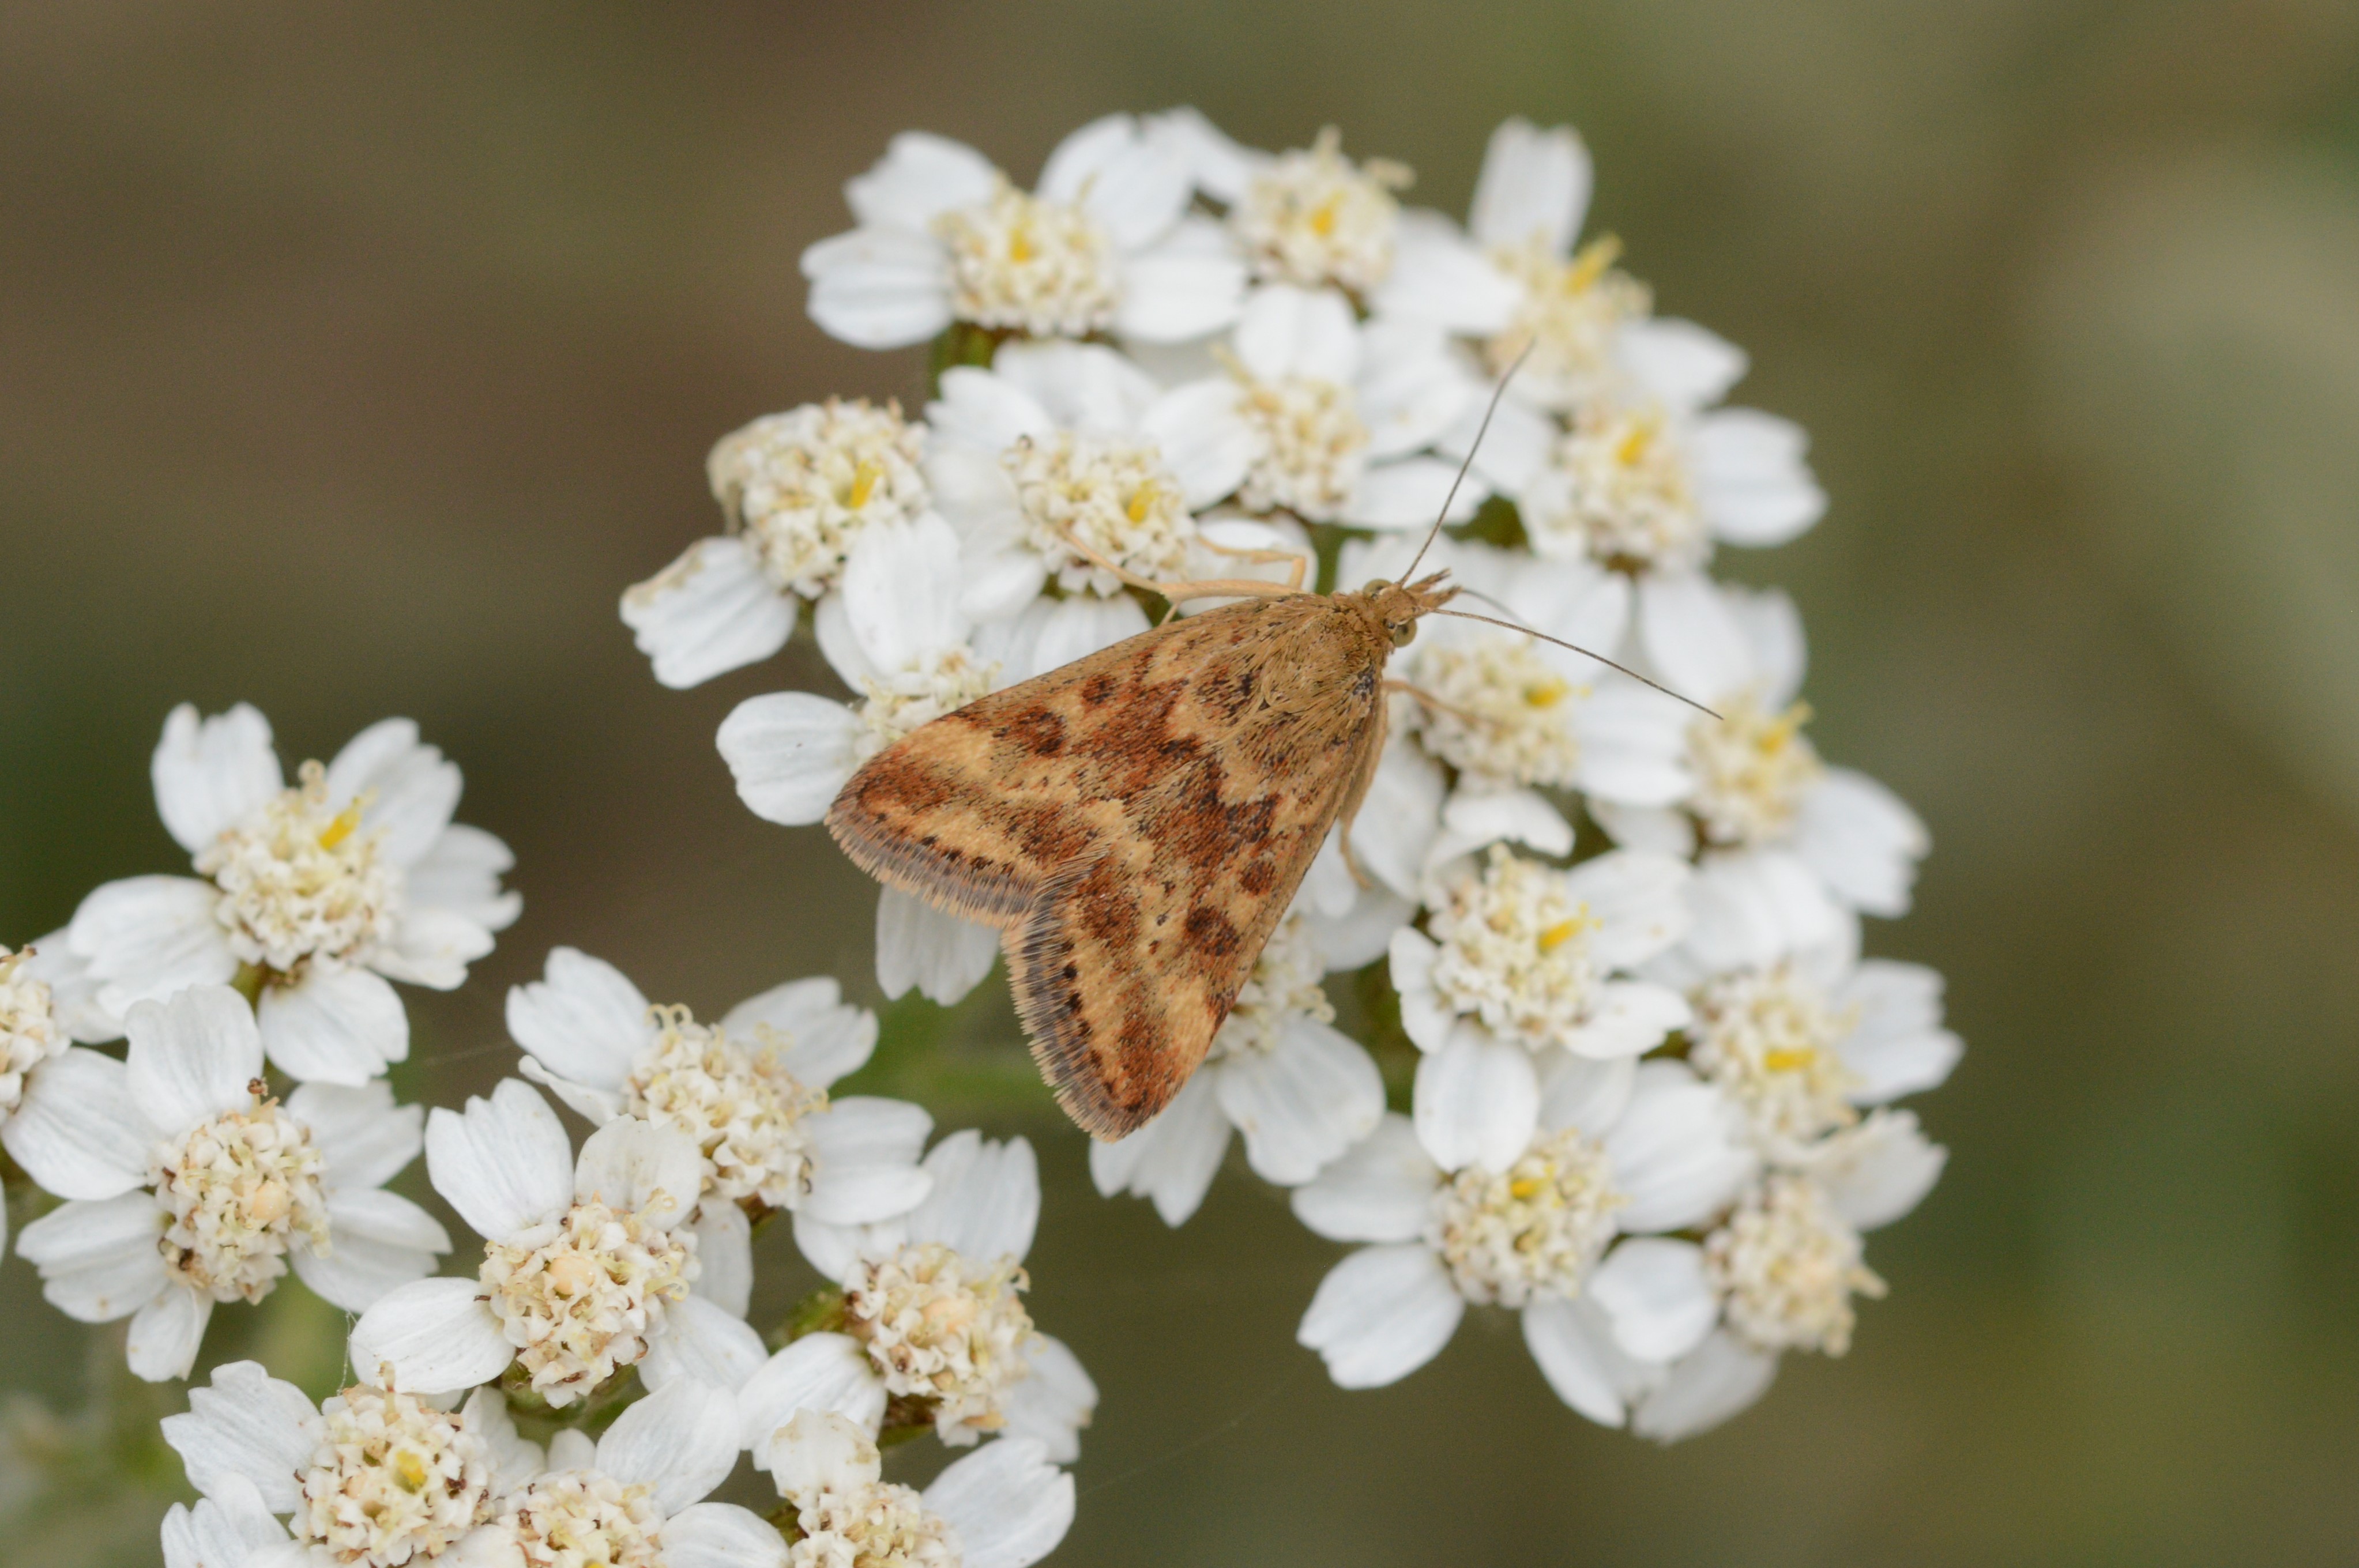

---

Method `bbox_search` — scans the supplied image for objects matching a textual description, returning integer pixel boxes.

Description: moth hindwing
[827,593,1396,1137]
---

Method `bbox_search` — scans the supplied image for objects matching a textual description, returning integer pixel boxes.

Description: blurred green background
[6,1,2359,1563]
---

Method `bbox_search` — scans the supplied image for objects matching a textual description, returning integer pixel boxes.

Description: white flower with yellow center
[739,1133,1097,1463]
[802,115,1244,350]
[1228,127,1410,297]
[625,399,934,689]
[9,985,446,1381]
[1594,586,1931,970]
[1390,843,1694,1171]
[58,703,518,1085]
[1090,912,1386,1226]
[0,944,76,1248]
[162,1363,530,1568]
[349,1082,767,1409]
[766,1410,1073,1568]
[502,947,932,1314]
[717,513,1011,1015]
[1291,1057,1753,1423]
[922,340,1256,636]
[1579,1108,1950,1442]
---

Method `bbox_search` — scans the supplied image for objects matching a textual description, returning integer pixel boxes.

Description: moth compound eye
[1391,620,1417,649]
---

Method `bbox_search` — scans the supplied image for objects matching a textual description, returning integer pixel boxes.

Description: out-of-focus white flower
[349,1083,765,1407]
[766,1409,1073,1568]
[802,115,1244,349]
[161,1360,541,1568]
[1221,284,1484,530]
[1291,1057,1754,1418]
[0,943,79,1252]
[740,1132,1097,1463]
[925,340,1256,637]
[1598,586,1930,963]
[624,399,934,688]
[714,512,1007,1010]
[1090,911,1386,1225]
[503,947,931,1314]
[59,704,518,1085]
[1596,1108,1949,1440]
[9,985,446,1381]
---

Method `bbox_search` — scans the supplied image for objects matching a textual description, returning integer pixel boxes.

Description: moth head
[1362,572,1457,649]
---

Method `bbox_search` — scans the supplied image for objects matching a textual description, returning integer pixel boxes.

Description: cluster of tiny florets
[1431,1127,1626,1306]
[195,761,397,974]
[479,1201,694,1405]
[707,399,930,597]
[841,1241,1035,1441]
[625,1005,827,1212]
[151,1090,330,1301]
[295,1385,495,1567]
[1424,845,1601,1050]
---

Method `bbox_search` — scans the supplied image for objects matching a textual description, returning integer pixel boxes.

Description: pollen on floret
[1431,1126,1626,1306]
[151,1091,331,1302]
[1208,913,1333,1062]
[1706,1174,1884,1355]
[1003,430,1197,594]
[1424,845,1604,1049]
[1686,691,1824,847]
[1526,402,1707,574]
[623,1004,830,1212]
[1232,127,1411,296]
[701,398,930,598]
[841,1241,1037,1444]
[1399,635,1589,790]
[295,1384,495,1567]
[478,1200,696,1405]
[498,1470,667,1568]
[0,946,66,1120]
[935,180,1120,338]
[1486,235,1652,412]
[195,760,399,977]
[1690,962,1861,1149]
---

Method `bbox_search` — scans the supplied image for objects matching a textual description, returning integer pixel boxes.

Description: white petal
[1587,800,1695,856]
[1469,118,1591,254]
[1520,1294,1648,1426]
[574,1117,704,1228]
[1026,595,1149,676]
[1232,284,1360,383]
[595,1377,740,1513]
[1088,1071,1229,1227]
[1297,1244,1465,1389]
[70,876,237,1015]
[1413,1030,1539,1173]
[738,1333,888,1458]
[1426,787,1572,866]
[126,985,261,1134]
[1299,883,1415,971]
[923,1438,1075,1568]
[1217,1020,1384,1185]
[402,824,521,935]
[518,1061,629,1126]
[1631,1330,1777,1442]
[1636,570,1753,707]
[1437,384,1556,493]
[958,547,1051,625]
[660,1505,790,1568]
[1589,1237,1718,1362]
[127,1286,214,1381]
[716,693,861,828]
[1350,739,1443,899]
[1563,850,1693,968]
[1793,768,1930,918]
[641,1295,769,1394]
[1677,849,1845,975]
[846,132,998,231]
[622,536,797,689]
[1,1046,152,1197]
[690,1202,753,1316]
[152,703,282,855]
[462,1384,545,1495]
[348,1277,514,1394]
[1342,454,1489,530]
[16,1192,169,1321]
[1536,1050,1636,1139]
[322,719,462,869]
[799,226,953,349]
[1574,685,1695,811]
[1289,1113,1439,1243]
[505,947,653,1092]
[1616,318,1749,412]
[992,340,1160,430]
[1113,243,1247,341]
[928,368,1056,456]
[720,976,875,1085]
[163,1474,291,1568]
[1694,409,1824,547]
[1140,380,1255,508]
[424,1079,574,1240]
[161,1360,323,1512]
[1387,928,1453,1053]
[998,1333,1097,1463]
[802,1099,936,1226]
[1042,114,1189,250]
[1605,1064,1756,1232]
[1562,980,1690,1061]
[367,907,494,991]
[1370,210,1518,333]
[843,514,970,672]
[1153,107,1258,202]
[258,967,408,1086]
[1808,1109,1947,1230]
[789,1211,886,1285]
[874,889,1000,1005]
[295,1201,444,1312]
[908,1130,1039,1262]
[1835,960,1962,1104]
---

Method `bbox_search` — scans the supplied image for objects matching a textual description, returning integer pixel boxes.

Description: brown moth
[826,365,1703,1139]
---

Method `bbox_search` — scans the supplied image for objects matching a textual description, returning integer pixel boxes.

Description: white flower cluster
[630,109,1960,1445]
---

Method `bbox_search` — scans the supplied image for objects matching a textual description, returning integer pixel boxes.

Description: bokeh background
[6,2,2359,1562]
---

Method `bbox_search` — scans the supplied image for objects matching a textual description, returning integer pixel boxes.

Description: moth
[826,376,1705,1139]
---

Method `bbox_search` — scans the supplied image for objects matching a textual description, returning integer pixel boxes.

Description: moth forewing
[826,593,1399,1137]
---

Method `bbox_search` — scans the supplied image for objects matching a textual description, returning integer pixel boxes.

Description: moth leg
[1333,692,1389,892]
[1197,536,1311,593]
[1052,528,1303,606]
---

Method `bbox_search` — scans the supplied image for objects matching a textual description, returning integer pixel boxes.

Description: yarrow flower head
[0,946,69,1137]
[56,703,517,1085]
[1231,127,1412,297]
[766,1409,1074,1568]
[8,986,446,1381]
[740,1132,1097,1462]
[624,399,937,689]
[350,1082,765,1409]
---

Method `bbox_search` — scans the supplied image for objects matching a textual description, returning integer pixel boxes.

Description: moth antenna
[1429,609,1722,720]
[1400,340,1536,585]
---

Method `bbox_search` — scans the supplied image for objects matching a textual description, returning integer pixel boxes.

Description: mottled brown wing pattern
[826,594,1394,1137]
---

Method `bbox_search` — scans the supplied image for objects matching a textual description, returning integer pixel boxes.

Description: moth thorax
[1689,963,1861,1151]
[933,179,1119,338]
[1706,1174,1884,1356]
[1483,235,1651,412]
[1687,690,1822,847]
